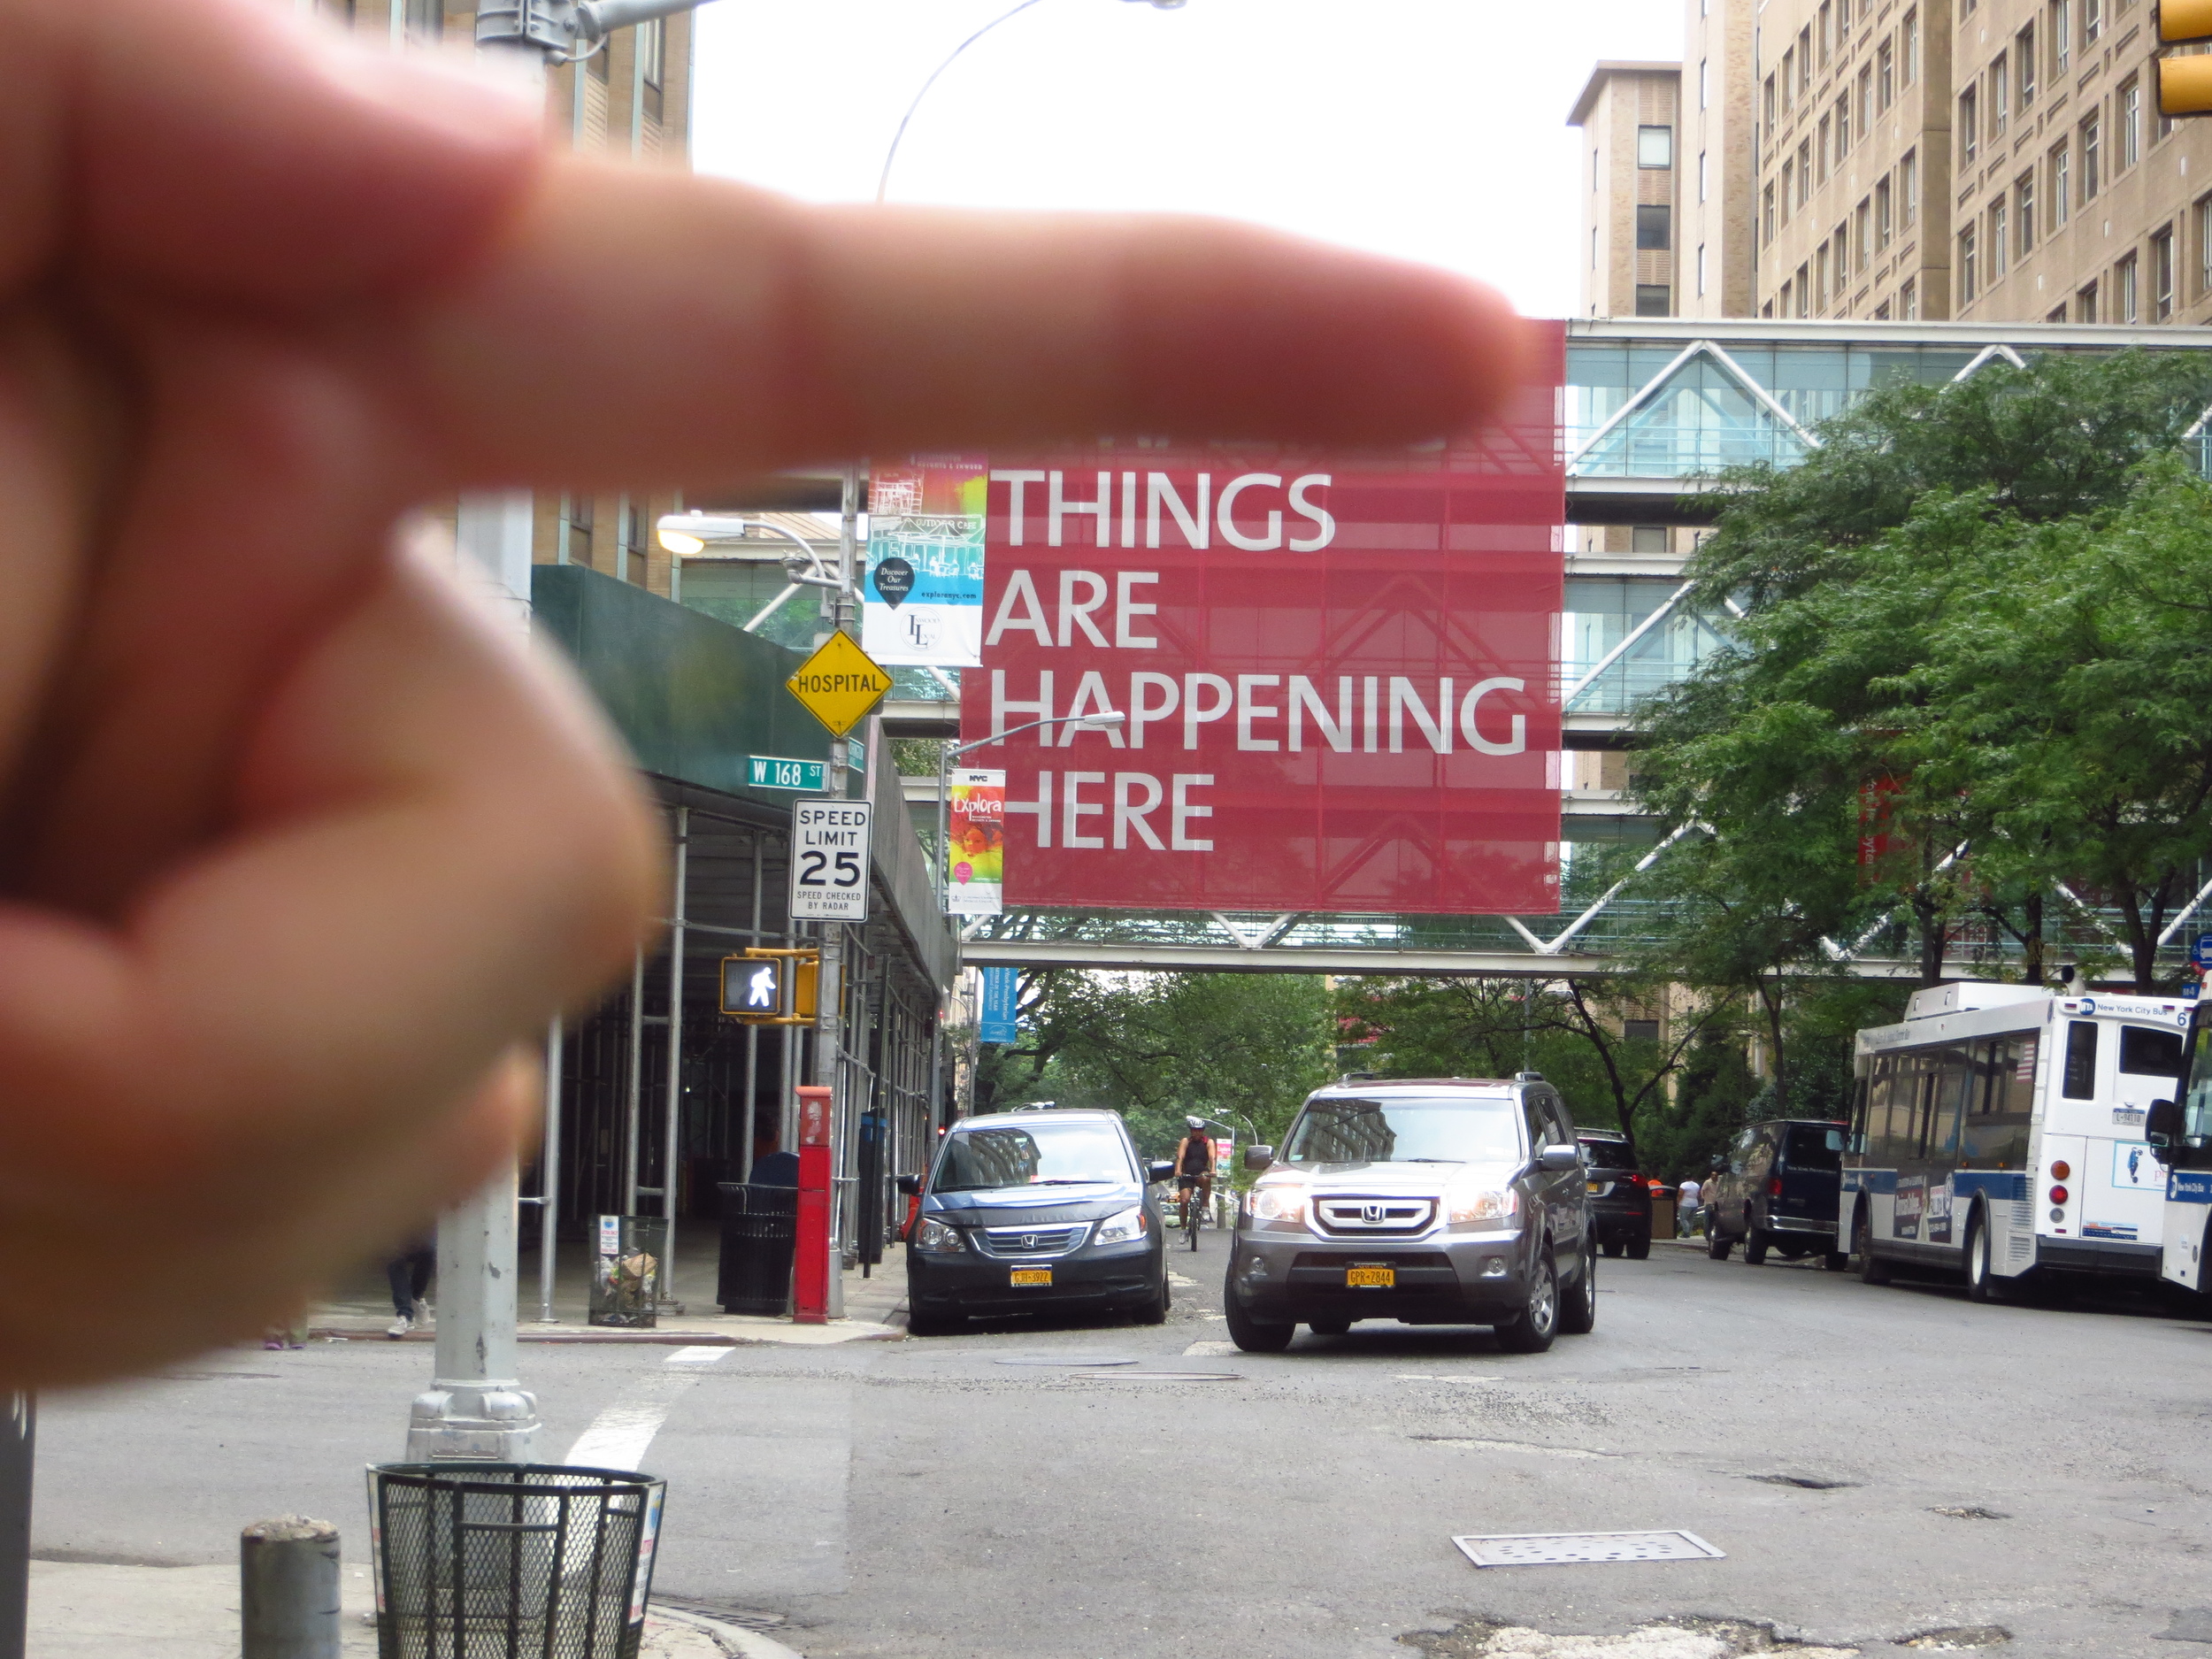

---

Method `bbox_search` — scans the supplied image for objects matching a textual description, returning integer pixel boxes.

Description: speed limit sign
[788,800,872,922]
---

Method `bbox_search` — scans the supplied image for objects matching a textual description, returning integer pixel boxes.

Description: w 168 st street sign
[789,801,873,922]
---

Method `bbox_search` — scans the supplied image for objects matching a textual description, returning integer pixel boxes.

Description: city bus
[2150,998,2212,1294]
[1845,982,2191,1297]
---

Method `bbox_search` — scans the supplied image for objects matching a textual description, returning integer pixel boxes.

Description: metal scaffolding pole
[537,1015,563,1325]
[660,808,688,1304]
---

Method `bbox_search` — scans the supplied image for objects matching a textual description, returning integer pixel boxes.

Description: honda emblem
[1021,1233,1039,1250]
[1362,1203,1386,1225]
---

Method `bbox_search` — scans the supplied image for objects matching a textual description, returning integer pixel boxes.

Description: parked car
[1578,1132,1653,1258]
[1225,1074,1597,1355]
[1702,1118,1849,1269]
[900,1109,1174,1335]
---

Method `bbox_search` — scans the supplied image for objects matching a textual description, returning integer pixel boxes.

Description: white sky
[691,1,1685,322]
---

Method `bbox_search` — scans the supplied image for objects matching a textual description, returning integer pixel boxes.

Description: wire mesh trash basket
[588,1216,667,1328]
[366,1463,664,1659]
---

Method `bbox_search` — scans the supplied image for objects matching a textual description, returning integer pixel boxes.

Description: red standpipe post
[794,1086,833,1324]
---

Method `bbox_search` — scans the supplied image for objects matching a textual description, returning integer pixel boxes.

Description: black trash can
[717,1182,797,1316]
[365,1463,664,1659]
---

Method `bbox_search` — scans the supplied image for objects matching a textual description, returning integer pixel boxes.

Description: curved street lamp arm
[876,0,1048,204]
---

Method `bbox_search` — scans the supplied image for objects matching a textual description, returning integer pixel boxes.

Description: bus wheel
[1964,1210,2001,1303]
[1855,1209,1892,1286]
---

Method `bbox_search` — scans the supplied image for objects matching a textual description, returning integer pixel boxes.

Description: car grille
[1311,1196,1438,1237]
[974,1224,1089,1258]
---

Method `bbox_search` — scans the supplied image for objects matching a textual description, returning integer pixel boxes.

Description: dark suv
[1225,1075,1597,1355]
[1578,1133,1653,1258]
[901,1109,1173,1334]
[1702,1118,1848,1269]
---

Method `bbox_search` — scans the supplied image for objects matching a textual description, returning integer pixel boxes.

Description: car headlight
[1245,1186,1308,1227]
[1448,1188,1518,1226]
[1094,1207,1147,1246]
[913,1217,965,1255]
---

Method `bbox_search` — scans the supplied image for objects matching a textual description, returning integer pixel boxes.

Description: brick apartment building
[1573,0,2212,323]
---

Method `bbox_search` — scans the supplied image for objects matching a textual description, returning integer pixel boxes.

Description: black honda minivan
[900,1109,1173,1335]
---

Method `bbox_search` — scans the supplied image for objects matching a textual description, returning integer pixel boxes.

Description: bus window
[2184,1010,2212,1146]
[2062,1021,2099,1099]
[2119,1025,2185,1079]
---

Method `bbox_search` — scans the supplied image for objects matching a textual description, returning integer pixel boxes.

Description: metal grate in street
[1452,1531,1725,1568]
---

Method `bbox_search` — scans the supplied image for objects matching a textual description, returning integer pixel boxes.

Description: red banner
[960,327,1564,917]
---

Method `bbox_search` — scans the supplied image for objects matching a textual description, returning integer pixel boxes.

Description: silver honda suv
[1225,1075,1596,1353]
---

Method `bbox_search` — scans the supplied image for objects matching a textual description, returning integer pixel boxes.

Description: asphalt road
[35,1231,2212,1658]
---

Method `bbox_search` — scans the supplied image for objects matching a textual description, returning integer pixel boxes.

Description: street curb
[654,1605,806,1658]
[314,1322,905,1348]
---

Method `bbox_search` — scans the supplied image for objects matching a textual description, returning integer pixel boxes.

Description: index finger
[378,163,1532,491]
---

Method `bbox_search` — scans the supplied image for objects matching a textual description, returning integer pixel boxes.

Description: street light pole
[408,0,719,1466]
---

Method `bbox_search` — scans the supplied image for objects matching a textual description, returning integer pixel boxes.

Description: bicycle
[1179,1177,1211,1248]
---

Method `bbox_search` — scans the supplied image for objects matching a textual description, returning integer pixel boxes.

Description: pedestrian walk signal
[2158,2,2212,114]
[720,949,820,1025]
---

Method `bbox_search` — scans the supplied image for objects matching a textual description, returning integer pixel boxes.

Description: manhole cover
[994,1356,1138,1367]
[1453,1530,1724,1567]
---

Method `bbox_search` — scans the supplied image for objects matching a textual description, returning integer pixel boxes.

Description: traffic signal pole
[408,0,718,1463]
[811,466,863,1320]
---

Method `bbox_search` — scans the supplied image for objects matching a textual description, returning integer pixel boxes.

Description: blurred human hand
[0,0,1527,1386]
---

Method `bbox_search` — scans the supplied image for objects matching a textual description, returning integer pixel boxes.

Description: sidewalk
[312,1222,910,1348]
[28,1558,800,1656]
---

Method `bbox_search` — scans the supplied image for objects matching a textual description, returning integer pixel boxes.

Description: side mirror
[1243,1146,1275,1172]
[2147,1097,2183,1153]
[1539,1144,1580,1172]
[1146,1160,1177,1184]
[894,1174,920,1197]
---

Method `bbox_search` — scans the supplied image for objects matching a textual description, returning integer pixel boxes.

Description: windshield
[1280,1095,1522,1165]
[2177,1008,2212,1161]
[933,1121,1133,1192]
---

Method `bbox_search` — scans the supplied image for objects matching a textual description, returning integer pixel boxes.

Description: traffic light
[720,949,821,1025]
[2158,2,2212,116]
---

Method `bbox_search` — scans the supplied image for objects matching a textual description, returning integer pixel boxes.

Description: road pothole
[1748,1473,1859,1490]
[1893,1630,2009,1650]
[1398,1617,1860,1656]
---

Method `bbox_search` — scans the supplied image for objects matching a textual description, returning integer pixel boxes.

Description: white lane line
[564,1348,727,1470]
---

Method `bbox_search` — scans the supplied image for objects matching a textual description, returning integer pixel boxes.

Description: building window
[404,0,442,36]
[1698,242,1709,296]
[1819,0,1833,65]
[1902,9,1918,84]
[2052,140,2070,226]
[1594,149,1601,192]
[1959,88,1978,165]
[1798,140,1813,204]
[1782,48,1796,108]
[2117,252,2139,321]
[1879,41,1895,110]
[1817,244,1832,309]
[1859,66,1874,134]
[1765,73,1778,129]
[1631,526,1671,555]
[1856,199,1872,270]
[1763,298,1778,319]
[1875,299,1893,319]
[2017,173,2036,254]
[638,14,664,87]
[1797,264,1812,315]
[2052,0,2070,73]
[1901,277,1918,319]
[1700,150,1709,203]
[2198,195,2212,295]
[2048,303,2069,321]
[2083,113,2101,203]
[1992,53,2009,138]
[1765,182,1778,242]
[1960,224,1978,303]
[1991,201,2008,278]
[1639,127,1674,169]
[2017,23,2037,105]
[2154,226,2176,319]
[1902,150,1919,227]
[1781,163,1795,221]
[2084,0,2101,46]
[1820,114,1833,180]
[1700,58,1710,110]
[1592,227,1599,269]
[2121,78,2140,171]
[1779,280,1793,316]
[2078,280,2099,322]
[1837,96,1851,158]
[1800,27,1814,96]
[1877,177,1893,246]
[1637,204,1672,250]
[1635,284,1672,317]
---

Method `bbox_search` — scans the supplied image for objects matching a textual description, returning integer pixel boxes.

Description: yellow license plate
[1586,1180,1604,1193]
[1009,1269,1053,1287]
[1346,1266,1394,1289]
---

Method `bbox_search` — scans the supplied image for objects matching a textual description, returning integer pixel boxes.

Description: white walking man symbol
[746,964,778,1010]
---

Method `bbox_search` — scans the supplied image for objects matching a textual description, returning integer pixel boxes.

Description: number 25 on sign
[789,801,872,922]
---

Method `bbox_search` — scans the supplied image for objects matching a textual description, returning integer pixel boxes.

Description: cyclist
[1174,1117,1216,1233]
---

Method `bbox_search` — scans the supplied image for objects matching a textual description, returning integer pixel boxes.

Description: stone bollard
[240,1516,340,1659]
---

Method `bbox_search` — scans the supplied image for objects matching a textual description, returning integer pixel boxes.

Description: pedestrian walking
[385,1235,436,1340]
[1677,1175,1703,1238]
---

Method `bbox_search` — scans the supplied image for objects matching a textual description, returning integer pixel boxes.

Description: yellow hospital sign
[787,631,895,738]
